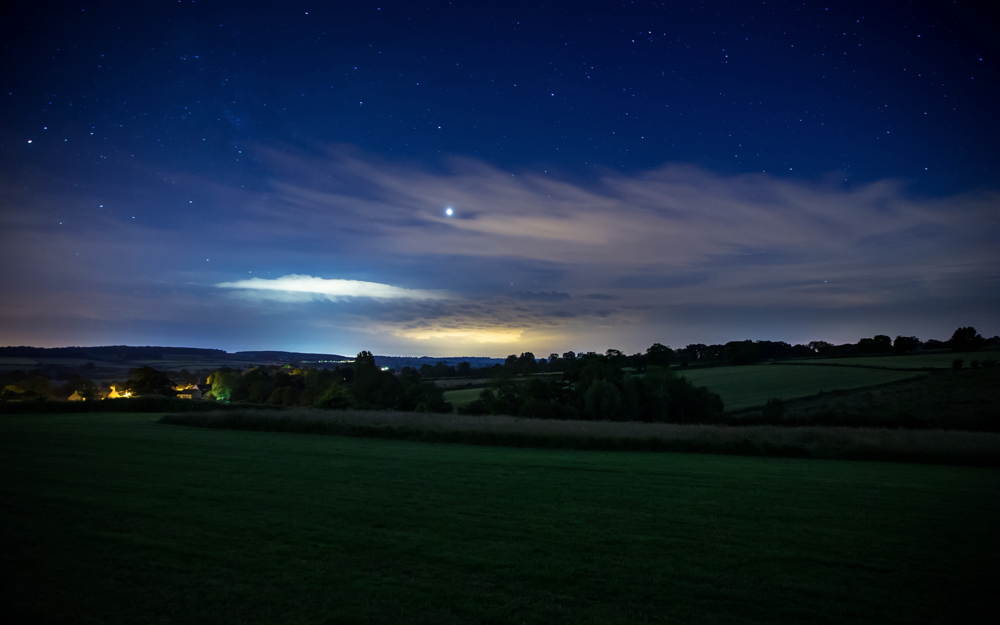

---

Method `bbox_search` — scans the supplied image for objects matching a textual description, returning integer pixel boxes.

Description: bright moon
[445,207,454,216]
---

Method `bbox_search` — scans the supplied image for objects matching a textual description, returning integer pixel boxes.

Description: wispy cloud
[251,147,998,308]
[216,275,451,301]
[513,291,572,302]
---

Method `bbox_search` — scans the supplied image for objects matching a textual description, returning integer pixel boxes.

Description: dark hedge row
[0,396,258,414]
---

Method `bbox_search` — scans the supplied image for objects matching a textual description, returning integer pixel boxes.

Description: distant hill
[0,345,227,360]
[0,346,503,369]
[0,346,351,364]
[232,353,505,369]
[232,351,350,363]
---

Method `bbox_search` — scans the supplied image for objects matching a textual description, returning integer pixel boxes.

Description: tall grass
[160,409,1000,467]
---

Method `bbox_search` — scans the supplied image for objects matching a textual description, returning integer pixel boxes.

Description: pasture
[442,386,484,407]
[680,365,926,411]
[0,354,262,385]
[444,362,938,413]
[786,350,996,370]
[2,412,998,624]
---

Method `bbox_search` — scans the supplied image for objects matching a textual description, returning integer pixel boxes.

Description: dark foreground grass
[161,409,1000,466]
[2,412,999,624]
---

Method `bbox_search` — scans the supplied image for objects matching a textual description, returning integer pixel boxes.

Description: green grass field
[2,412,998,624]
[786,351,996,369]
[445,363,938,413]
[442,386,484,407]
[680,365,926,411]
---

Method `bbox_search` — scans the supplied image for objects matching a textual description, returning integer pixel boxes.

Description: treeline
[0,362,213,402]
[1,348,727,423]
[496,326,997,372]
[462,351,725,423]
[795,326,996,360]
[1,366,109,402]
[186,352,453,412]
[3,326,995,415]
[230,350,348,362]
[0,352,453,411]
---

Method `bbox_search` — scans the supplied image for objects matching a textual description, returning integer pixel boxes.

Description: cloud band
[216,274,450,301]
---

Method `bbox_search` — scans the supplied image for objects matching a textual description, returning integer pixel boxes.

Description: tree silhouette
[124,366,174,396]
[948,327,985,352]
[645,343,675,367]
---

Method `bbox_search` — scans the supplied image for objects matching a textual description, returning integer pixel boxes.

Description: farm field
[0,355,257,385]
[445,363,937,413]
[442,386,484,407]
[432,378,487,389]
[786,351,996,370]
[681,365,925,411]
[2,412,998,624]
[0,356,124,369]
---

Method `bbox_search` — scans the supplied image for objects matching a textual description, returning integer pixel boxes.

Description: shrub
[584,379,623,420]
[315,383,353,410]
[520,398,578,420]
[457,399,489,416]
[762,398,786,421]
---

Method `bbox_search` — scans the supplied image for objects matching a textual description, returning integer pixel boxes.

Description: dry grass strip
[159,409,1000,466]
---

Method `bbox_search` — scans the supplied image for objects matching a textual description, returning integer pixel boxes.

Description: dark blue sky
[2,1,998,355]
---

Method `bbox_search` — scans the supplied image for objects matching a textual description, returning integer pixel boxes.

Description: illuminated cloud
[216,275,451,301]
[394,327,525,344]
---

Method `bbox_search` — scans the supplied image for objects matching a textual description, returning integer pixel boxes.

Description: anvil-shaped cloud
[216,275,450,301]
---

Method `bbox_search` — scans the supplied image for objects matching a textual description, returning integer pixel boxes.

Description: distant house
[175,384,203,400]
[105,385,128,399]
[68,390,85,401]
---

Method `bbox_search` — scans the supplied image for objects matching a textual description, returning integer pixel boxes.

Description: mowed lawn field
[680,365,926,411]
[2,413,998,624]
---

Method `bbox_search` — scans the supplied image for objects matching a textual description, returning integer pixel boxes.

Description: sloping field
[132,359,260,371]
[0,357,41,367]
[442,387,483,407]
[2,412,998,624]
[681,365,925,411]
[786,351,995,369]
[0,356,125,369]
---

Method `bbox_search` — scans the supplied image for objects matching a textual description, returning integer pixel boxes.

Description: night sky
[2,0,998,356]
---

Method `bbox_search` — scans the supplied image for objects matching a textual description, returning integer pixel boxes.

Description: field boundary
[767,362,931,372]
[722,372,930,415]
